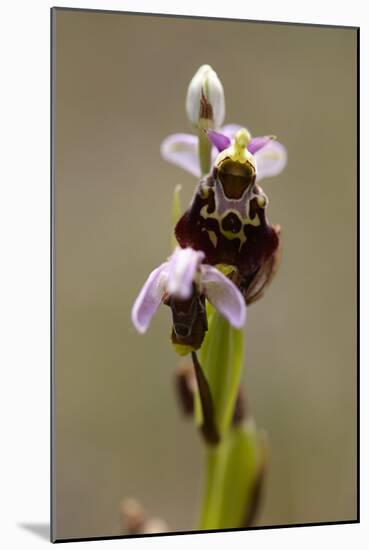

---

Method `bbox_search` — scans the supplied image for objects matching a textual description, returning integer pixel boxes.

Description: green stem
[198,445,226,529]
[198,128,212,176]
[196,314,246,530]
[220,327,244,434]
[202,313,230,432]
[198,311,244,437]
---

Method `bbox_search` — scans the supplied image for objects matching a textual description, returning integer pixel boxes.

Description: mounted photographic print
[51,7,359,543]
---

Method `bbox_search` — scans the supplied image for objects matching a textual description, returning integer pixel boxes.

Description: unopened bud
[144,518,169,534]
[120,498,169,535]
[175,359,196,416]
[232,387,248,425]
[120,498,146,534]
[186,64,225,129]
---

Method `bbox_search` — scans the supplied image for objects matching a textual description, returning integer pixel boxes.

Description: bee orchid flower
[131,247,246,353]
[160,123,287,181]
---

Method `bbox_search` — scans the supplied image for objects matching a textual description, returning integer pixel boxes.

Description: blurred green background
[53,9,357,540]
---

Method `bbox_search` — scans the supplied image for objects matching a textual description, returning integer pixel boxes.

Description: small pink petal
[248,136,275,155]
[167,247,205,300]
[254,140,287,181]
[160,133,200,177]
[206,130,231,152]
[201,265,246,328]
[131,263,169,333]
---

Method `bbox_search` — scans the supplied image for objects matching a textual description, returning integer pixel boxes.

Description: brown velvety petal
[239,225,282,305]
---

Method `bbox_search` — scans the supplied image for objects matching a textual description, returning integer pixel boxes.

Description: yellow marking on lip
[200,205,261,251]
[208,230,218,248]
[243,212,261,227]
[215,264,237,276]
[172,342,194,356]
[200,204,221,223]
[256,195,267,208]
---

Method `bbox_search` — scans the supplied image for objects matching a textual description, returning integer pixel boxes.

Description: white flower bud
[185,64,225,129]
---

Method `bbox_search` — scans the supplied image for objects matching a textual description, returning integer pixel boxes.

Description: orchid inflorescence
[132,64,286,355]
[130,64,286,532]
